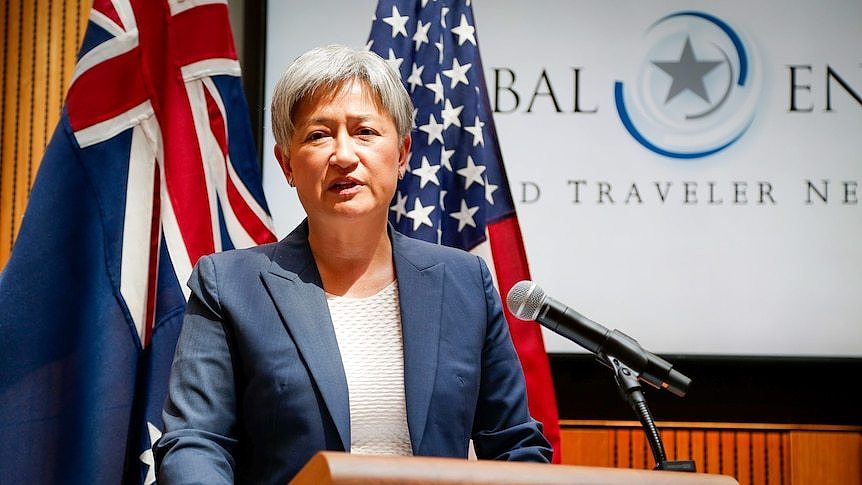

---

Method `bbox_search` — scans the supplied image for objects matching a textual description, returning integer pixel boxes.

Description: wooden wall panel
[561,421,862,485]
[559,428,611,467]
[0,0,89,269]
[789,431,862,485]
[705,430,721,474]
[690,430,707,474]
[735,432,751,485]
[721,431,737,478]
[750,431,768,485]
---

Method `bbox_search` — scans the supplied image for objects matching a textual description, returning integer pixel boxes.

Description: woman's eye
[357,128,377,137]
[307,131,326,141]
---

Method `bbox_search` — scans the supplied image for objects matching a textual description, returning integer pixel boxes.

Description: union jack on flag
[0,0,275,483]
[368,0,562,461]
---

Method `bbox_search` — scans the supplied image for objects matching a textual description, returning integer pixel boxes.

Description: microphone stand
[603,354,696,472]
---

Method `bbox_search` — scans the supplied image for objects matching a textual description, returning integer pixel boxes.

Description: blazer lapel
[392,230,443,454]
[260,222,350,451]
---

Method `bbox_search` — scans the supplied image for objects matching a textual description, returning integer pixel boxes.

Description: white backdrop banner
[263,0,862,356]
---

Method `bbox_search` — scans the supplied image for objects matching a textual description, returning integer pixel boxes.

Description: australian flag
[0,0,276,483]
[369,0,562,461]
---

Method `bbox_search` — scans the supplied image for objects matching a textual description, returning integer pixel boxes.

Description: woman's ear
[274,144,294,187]
[397,134,412,178]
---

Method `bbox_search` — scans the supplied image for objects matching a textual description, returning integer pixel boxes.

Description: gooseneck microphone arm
[516,284,691,397]
[507,280,696,472]
[605,354,667,468]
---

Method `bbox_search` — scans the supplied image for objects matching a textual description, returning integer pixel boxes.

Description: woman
[155,45,551,484]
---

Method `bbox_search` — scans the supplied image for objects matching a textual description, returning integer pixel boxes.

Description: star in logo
[652,36,723,104]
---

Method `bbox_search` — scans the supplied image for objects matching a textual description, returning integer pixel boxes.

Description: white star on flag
[451,14,477,46]
[413,19,431,50]
[407,63,425,92]
[384,48,403,72]
[449,199,479,231]
[412,156,442,188]
[457,156,486,189]
[390,191,408,222]
[440,146,454,171]
[139,422,163,485]
[406,198,435,230]
[464,116,485,146]
[483,175,498,204]
[442,58,472,88]
[440,99,463,129]
[383,5,409,38]
[418,113,445,145]
[424,73,445,104]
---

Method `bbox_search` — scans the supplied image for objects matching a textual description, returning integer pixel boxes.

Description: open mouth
[329,177,362,194]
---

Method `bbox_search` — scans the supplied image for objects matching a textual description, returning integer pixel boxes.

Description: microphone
[506,280,690,397]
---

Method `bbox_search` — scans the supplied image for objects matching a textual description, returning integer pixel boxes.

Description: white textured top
[327,281,413,456]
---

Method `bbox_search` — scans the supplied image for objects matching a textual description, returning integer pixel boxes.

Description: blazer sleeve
[470,256,554,462]
[154,255,238,484]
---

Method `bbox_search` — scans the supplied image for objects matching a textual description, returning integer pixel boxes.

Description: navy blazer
[154,222,551,483]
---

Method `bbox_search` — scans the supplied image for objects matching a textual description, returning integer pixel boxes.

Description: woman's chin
[322,202,387,222]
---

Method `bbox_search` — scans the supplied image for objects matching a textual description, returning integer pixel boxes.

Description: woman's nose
[330,133,359,168]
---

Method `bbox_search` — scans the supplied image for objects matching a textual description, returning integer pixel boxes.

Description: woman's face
[275,80,410,225]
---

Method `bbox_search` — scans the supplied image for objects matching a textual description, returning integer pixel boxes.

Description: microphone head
[506,280,546,321]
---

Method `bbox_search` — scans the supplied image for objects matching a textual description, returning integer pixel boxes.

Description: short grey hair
[271,44,414,149]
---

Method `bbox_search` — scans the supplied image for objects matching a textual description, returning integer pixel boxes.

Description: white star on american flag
[449,199,479,231]
[412,156,442,188]
[424,73,445,104]
[419,113,445,145]
[390,191,408,222]
[382,5,409,38]
[384,48,403,72]
[464,116,485,146]
[407,63,424,92]
[451,14,477,46]
[442,58,471,89]
[413,19,431,50]
[457,156,486,189]
[406,198,435,230]
[440,99,463,129]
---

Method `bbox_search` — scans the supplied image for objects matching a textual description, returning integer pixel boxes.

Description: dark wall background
[551,354,862,425]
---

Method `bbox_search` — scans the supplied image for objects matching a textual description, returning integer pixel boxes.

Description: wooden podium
[291,452,739,484]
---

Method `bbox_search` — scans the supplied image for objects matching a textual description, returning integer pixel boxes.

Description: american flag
[368,0,561,461]
[0,0,275,482]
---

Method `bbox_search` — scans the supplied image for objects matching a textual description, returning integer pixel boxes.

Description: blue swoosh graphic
[614,82,750,159]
